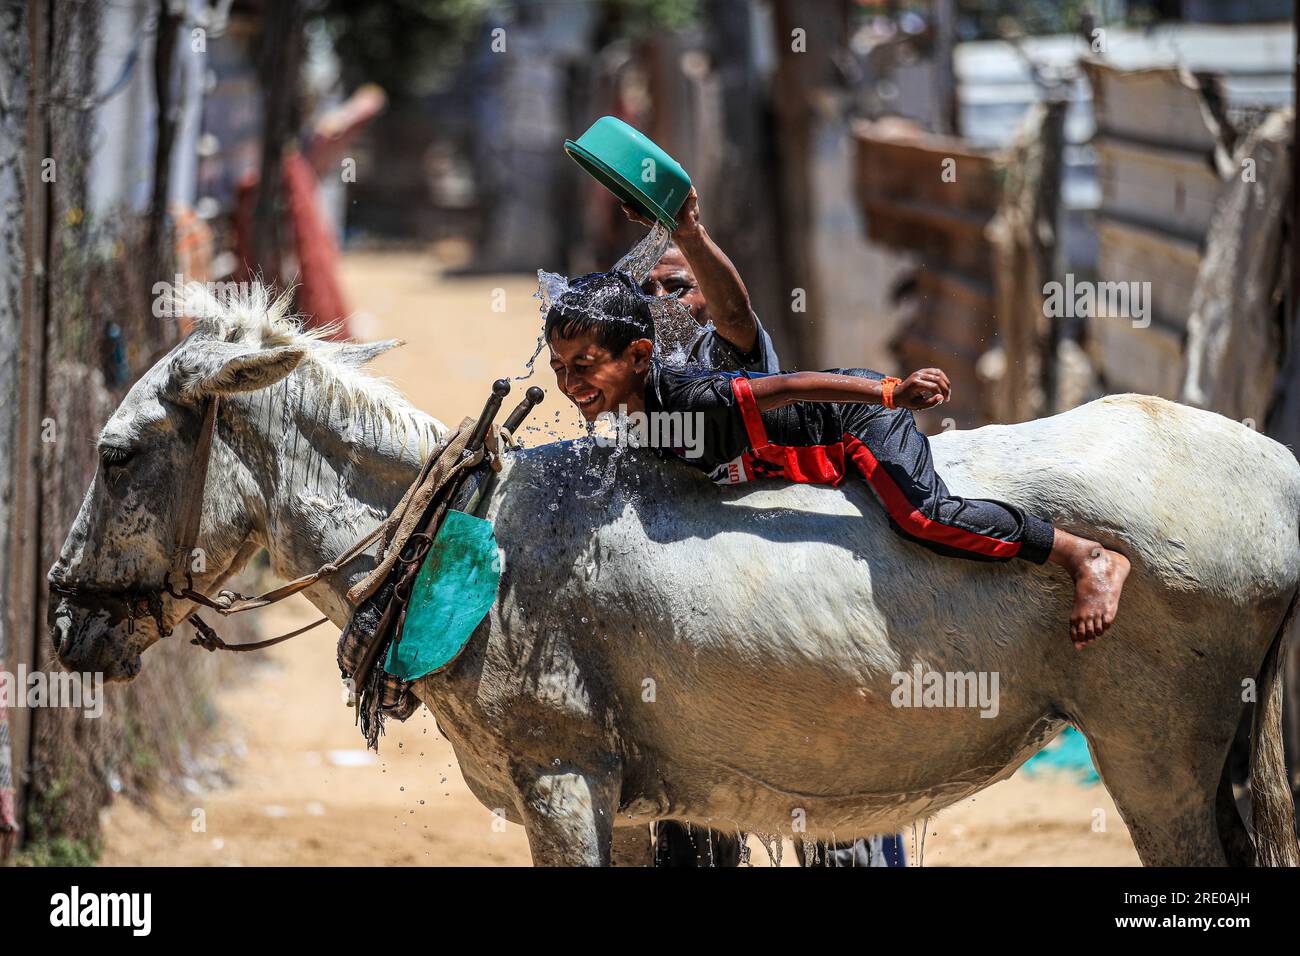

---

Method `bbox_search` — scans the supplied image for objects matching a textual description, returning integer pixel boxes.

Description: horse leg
[1077,714,1231,866]
[1075,598,1300,866]
[510,760,619,866]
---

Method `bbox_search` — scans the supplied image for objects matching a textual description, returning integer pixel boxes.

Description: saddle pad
[385,509,501,681]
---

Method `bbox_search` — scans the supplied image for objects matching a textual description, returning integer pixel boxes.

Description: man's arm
[671,191,757,353]
[749,369,952,413]
[625,188,758,354]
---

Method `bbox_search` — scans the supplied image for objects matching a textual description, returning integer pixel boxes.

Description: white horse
[49,294,1299,866]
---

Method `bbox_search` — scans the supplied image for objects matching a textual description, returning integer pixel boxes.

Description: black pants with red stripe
[837,370,1055,564]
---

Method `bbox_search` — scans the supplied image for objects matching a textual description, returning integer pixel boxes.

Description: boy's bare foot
[1068,548,1130,648]
[1047,530,1131,649]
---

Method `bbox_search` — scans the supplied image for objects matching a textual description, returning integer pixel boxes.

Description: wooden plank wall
[853,111,1065,430]
[987,99,1067,423]
[853,118,1002,429]
[1082,60,1234,400]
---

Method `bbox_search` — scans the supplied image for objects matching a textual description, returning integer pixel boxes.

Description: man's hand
[669,187,701,241]
[893,369,952,411]
[621,187,702,242]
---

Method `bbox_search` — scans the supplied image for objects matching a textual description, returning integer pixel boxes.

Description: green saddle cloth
[385,509,501,681]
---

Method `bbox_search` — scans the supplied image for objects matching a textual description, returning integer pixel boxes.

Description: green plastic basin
[564,116,691,231]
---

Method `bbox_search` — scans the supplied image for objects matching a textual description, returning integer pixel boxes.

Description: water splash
[574,442,628,501]
[617,222,701,363]
[518,224,701,385]
[909,817,929,868]
[648,299,702,367]
[515,267,573,382]
[613,221,673,283]
[756,832,783,867]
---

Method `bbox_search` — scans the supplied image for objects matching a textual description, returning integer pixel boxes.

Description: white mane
[173,281,447,458]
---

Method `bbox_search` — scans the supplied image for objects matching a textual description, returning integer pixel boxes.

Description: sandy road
[99,248,1138,866]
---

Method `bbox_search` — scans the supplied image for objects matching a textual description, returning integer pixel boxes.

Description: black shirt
[644,362,852,486]
[685,314,780,374]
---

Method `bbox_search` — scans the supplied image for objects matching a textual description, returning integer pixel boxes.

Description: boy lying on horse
[546,271,1130,645]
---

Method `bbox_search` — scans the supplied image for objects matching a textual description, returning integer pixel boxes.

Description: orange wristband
[880,376,903,410]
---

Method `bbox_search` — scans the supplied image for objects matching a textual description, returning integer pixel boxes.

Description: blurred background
[1,0,1298,866]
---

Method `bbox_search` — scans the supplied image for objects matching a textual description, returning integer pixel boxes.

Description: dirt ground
[99,247,1139,866]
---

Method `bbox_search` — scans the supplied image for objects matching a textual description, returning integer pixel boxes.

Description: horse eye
[99,445,134,468]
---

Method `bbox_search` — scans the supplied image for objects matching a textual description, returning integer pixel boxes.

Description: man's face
[548,330,652,423]
[641,247,710,326]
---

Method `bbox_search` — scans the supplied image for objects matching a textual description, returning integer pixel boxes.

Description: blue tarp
[1022,726,1100,785]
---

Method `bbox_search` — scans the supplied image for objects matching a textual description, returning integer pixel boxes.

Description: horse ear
[178,343,306,398]
[335,339,403,366]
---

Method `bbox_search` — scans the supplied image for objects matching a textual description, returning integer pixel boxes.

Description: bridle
[49,394,385,653]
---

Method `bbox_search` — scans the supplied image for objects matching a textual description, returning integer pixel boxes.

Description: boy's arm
[749,369,952,412]
[625,188,758,354]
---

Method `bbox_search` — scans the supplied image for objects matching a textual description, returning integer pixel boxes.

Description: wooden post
[1036,98,1066,415]
[5,0,53,852]
[771,0,850,371]
[1285,0,1300,789]
[932,0,959,136]
[145,0,182,298]
[1291,0,1299,359]
[251,0,304,283]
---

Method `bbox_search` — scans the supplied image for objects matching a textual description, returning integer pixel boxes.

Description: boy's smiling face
[548,330,653,423]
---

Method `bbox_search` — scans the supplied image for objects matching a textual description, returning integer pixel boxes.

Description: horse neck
[237,370,448,626]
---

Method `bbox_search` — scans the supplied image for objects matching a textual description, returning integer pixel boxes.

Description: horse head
[47,285,441,681]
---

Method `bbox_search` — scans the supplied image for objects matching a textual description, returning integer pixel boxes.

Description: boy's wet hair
[544,271,655,355]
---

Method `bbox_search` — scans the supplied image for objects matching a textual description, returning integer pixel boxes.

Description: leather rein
[49,394,384,653]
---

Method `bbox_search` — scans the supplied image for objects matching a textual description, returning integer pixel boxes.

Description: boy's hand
[621,187,703,242]
[894,369,952,410]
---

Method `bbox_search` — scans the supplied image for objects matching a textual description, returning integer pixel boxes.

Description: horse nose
[48,600,72,656]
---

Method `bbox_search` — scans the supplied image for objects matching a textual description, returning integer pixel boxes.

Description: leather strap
[172,422,485,651]
[189,612,331,652]
[168,395,221,582]
[172,521,386,616]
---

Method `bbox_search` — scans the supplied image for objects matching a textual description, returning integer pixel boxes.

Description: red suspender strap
[731,376,770,451]
[843,436,1021,559]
